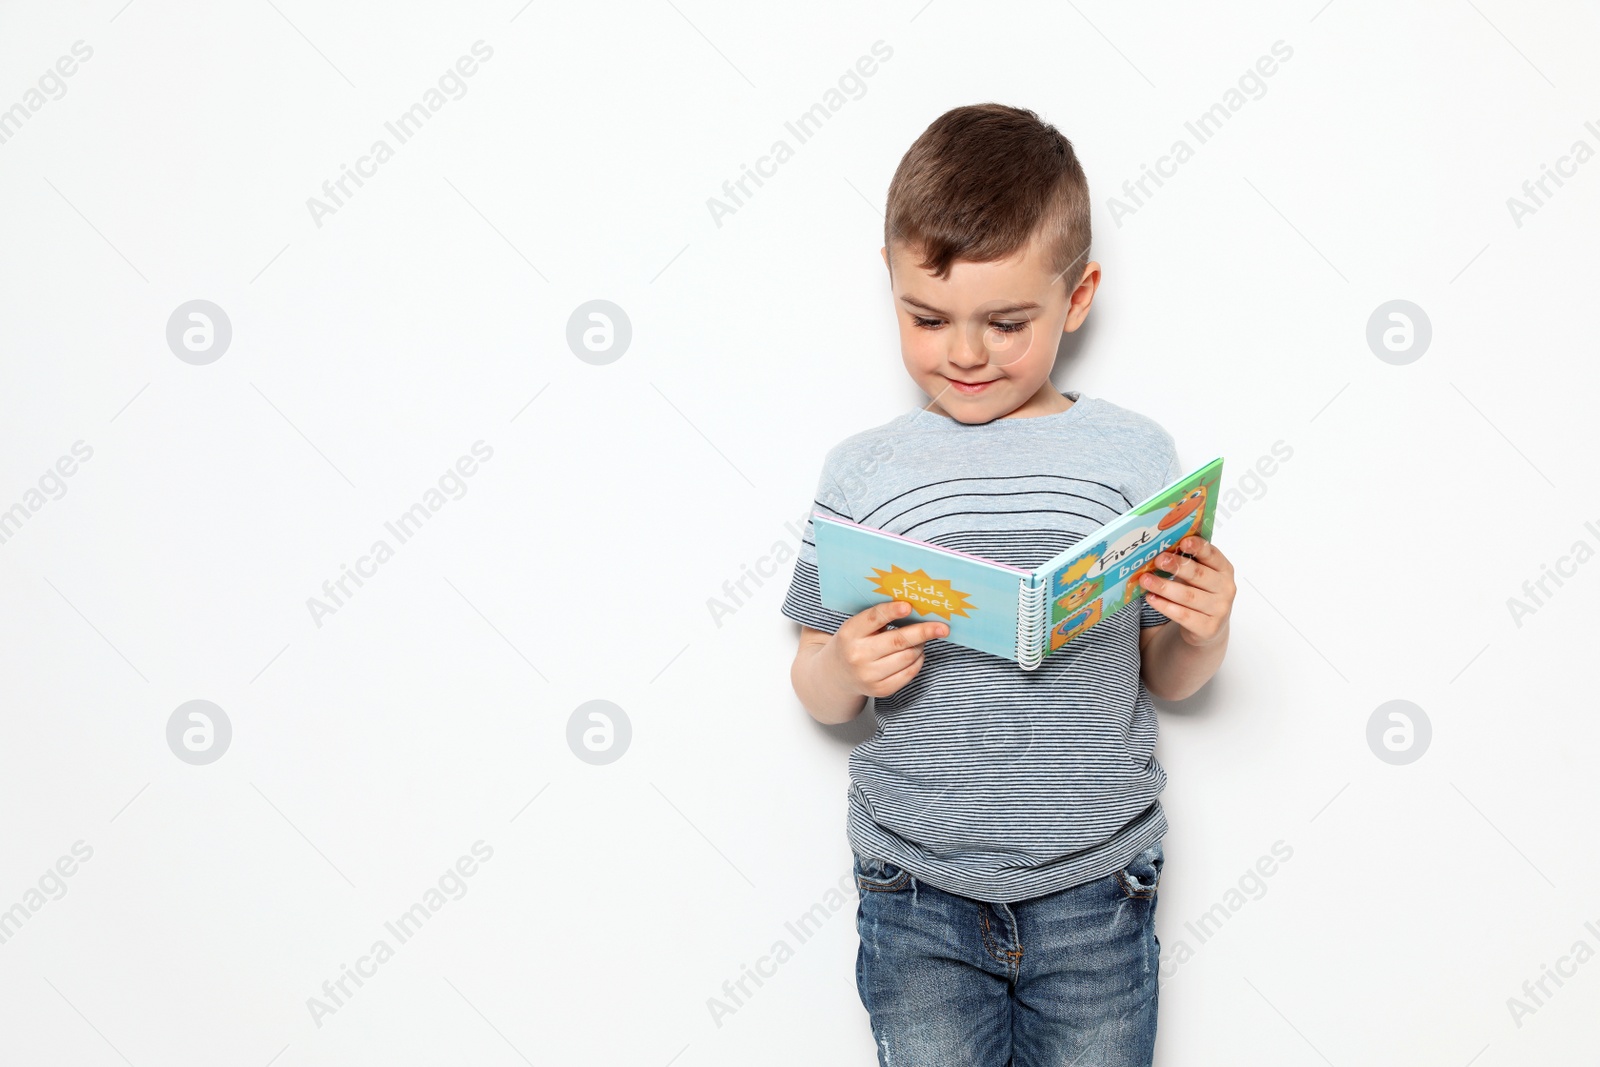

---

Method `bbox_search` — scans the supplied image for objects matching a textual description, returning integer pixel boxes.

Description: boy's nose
[948,328,989,368]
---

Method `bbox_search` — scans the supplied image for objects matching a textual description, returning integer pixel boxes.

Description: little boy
[781,104,1237,1066]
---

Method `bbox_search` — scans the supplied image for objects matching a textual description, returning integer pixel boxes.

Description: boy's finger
[1142,590,1196,628]
[1142,571,1205,607]
[1175,536,1230,573]
[844,600,913,637]
[870,619,949,653]
[1154,551,1226,593]
[875,653,926,694]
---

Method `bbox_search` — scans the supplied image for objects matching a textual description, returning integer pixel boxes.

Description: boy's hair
[884,103,1091,290]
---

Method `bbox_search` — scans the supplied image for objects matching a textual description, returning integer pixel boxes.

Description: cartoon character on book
[1125,483,1210,595]
[1055,574,1103,615]
[1051,600,1102,649]
[1157,484,1208,541]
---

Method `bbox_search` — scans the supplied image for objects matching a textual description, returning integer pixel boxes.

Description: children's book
[812,457,1224,669]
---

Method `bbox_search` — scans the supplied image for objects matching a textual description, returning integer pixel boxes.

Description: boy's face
[882,234,1099,424]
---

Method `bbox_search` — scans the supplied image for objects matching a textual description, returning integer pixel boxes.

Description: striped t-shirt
[781,391,1183,904]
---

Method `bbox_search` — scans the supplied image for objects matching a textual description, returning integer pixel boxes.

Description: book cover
[1037,457,1224,652]
[811,515,1027,661]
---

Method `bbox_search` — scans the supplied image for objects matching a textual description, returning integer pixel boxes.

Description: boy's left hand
[1139,536,1235,646]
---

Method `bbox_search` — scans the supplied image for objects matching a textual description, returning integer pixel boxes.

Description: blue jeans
[852,841,1162,1067]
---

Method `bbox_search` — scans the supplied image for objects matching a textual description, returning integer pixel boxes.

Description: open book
[813,457,1224,669]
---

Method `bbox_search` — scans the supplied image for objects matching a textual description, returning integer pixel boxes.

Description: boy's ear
[1062,261,1102,333]
[880,245,889,270]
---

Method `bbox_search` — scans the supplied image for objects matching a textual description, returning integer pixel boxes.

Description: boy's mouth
[943,374,999,395]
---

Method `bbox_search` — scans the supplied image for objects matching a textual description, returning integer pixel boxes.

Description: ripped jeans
[852,841,1162,1067]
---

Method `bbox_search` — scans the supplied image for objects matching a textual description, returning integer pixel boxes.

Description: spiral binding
[1016,576,1049,671]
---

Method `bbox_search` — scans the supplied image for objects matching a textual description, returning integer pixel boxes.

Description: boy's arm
[1139,618,1228,701]
[1136,536,1236,701]
[792,626,868,725]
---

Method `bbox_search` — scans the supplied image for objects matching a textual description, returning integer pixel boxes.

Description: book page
[813,514,1026,662]
[1038,458,1224,652]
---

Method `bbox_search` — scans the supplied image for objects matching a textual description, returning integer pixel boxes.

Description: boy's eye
[910,317,1028,333]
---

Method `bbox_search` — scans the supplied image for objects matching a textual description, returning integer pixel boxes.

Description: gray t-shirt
[781,390,1183,903]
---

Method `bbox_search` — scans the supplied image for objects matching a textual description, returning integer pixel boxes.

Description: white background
[1,1,1596,1064]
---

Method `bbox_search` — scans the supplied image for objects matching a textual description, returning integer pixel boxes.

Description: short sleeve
[779,464,854,634]
[1139,435,1184,629]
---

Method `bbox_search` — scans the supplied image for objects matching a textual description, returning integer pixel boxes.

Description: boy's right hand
[824,601,949,698]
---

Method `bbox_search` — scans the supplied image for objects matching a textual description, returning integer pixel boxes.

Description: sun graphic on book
[1056,550,1101,589]
[867,566,976,621]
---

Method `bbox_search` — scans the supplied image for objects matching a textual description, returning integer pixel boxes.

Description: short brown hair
[884,103,1091,289]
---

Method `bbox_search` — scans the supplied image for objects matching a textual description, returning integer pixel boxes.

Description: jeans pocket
[1116,840,1164,900]
[854,852,912,893]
